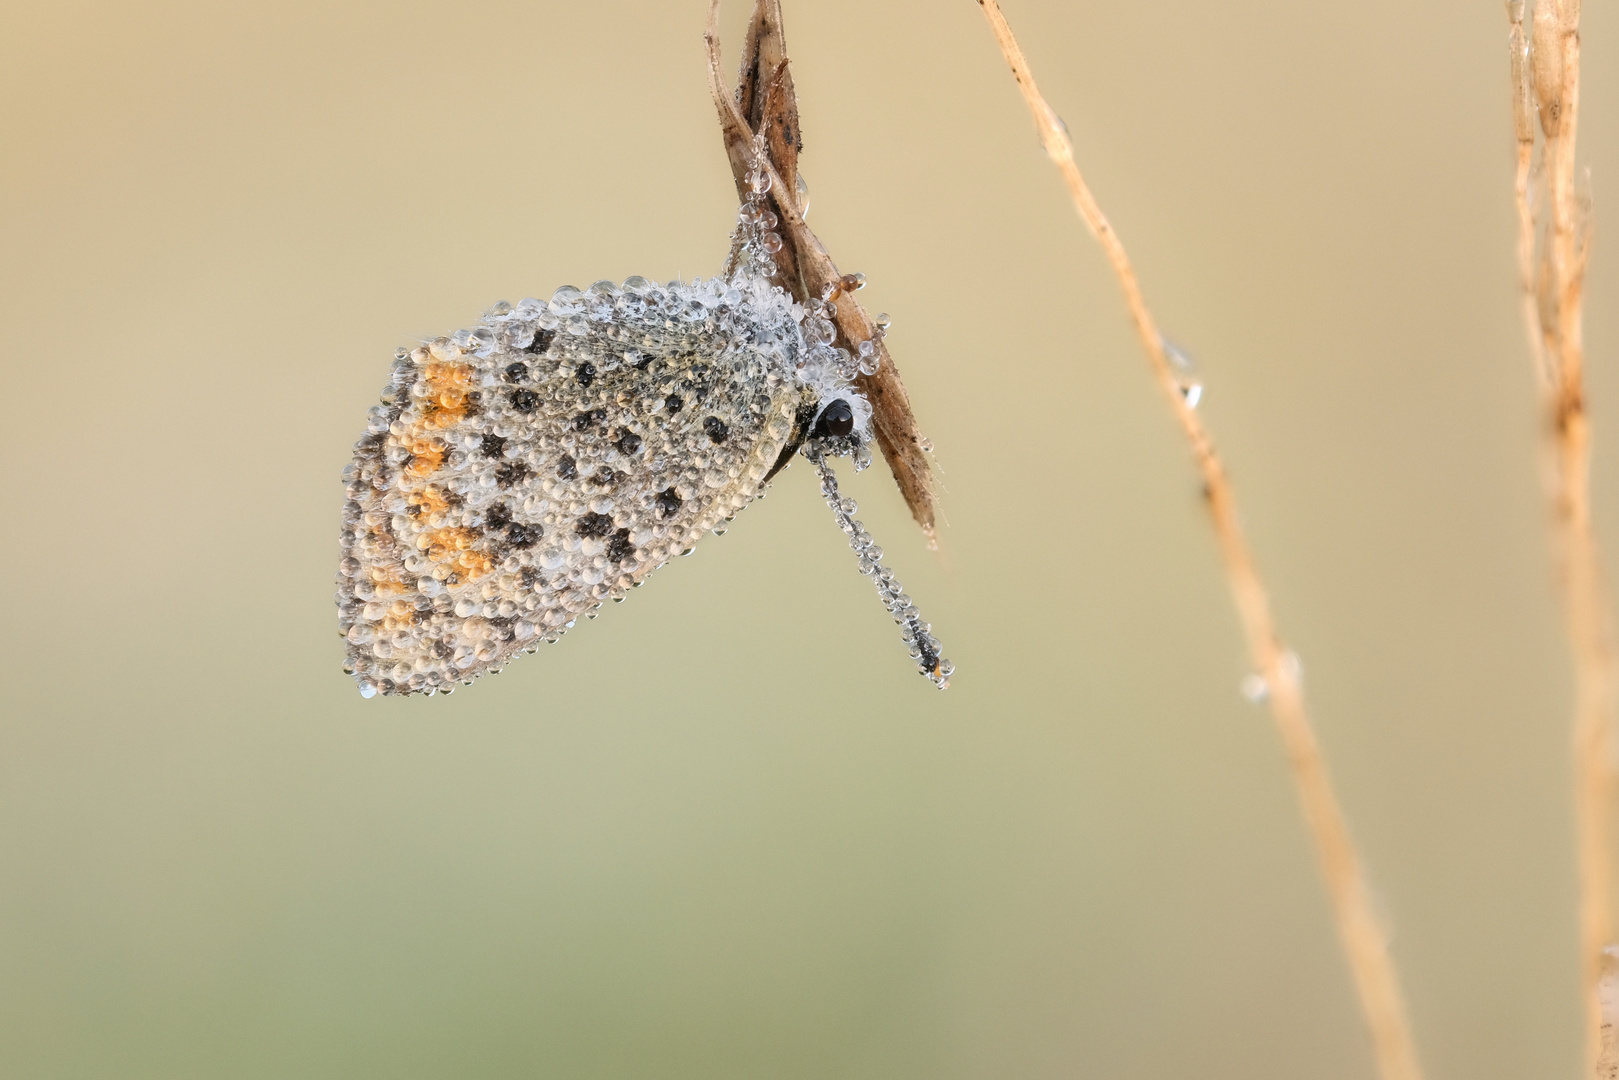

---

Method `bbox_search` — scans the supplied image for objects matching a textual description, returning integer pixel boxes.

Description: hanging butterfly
[335,157,949,697]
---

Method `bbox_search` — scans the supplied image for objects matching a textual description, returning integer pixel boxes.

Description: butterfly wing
[337,278,813,697]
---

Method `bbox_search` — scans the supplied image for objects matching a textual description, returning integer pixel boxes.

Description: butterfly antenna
[807,447,952,688]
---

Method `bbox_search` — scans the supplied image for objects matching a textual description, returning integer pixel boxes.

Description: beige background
[3,1,1616,1076]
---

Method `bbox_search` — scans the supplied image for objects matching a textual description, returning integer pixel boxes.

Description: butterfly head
[804,392,873,462]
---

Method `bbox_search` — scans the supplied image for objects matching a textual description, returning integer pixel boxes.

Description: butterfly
[336,163,949,697]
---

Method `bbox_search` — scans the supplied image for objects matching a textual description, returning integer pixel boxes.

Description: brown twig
[1601,947,1619,1080]
[1509,16,1550,393]
[1506,3,1619,1075]
[970,3,1426,1078]
[704,0,939,543]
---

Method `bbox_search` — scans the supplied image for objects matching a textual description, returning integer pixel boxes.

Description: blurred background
[3,1,1616,1076]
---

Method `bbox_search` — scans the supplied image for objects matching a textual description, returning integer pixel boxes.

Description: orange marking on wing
[420,362,475,429]
[454,550,495,580]
[371,567,411,596]
[418,526,474,552]
[403,437,445,479]
[422,389,471,429]
[423,362,473,389]
[416,526,494,584]
[392,362,474,449]
[408,487,451,516]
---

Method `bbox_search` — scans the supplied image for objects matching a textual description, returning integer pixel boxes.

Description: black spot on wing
[576,512,615,538]
[495,461,532,487]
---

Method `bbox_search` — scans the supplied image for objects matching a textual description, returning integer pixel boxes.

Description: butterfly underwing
[336,164,950,697]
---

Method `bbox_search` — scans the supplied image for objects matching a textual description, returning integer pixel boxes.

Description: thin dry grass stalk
[970,3,1424,1078]
[1505,2,1619,1075]
[1601,947,1619,1080]
[704,0,939,543]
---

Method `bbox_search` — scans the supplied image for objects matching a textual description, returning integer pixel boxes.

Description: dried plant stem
[1601,948,1619,1080]
[972,3,1424,1078]
[1507,3,1619,1075]
[704,0,939,541]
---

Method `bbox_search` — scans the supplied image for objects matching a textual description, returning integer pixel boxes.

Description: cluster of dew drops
[730,140,952,687]
[733,138,889,397]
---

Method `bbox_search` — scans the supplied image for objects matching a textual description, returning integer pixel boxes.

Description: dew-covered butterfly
[336,154,949,697]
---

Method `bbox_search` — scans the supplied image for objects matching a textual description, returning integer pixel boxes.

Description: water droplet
[1042,102,1069,137]
[1180,381,1203,409]
[1240,674,1269,703]
[1162,338,1194,370]
[795,172,810,217]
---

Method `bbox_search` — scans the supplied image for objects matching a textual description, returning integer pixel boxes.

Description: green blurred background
[3,1,1616,1076]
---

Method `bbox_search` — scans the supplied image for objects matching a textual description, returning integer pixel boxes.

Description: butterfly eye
[813,398,855,439]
